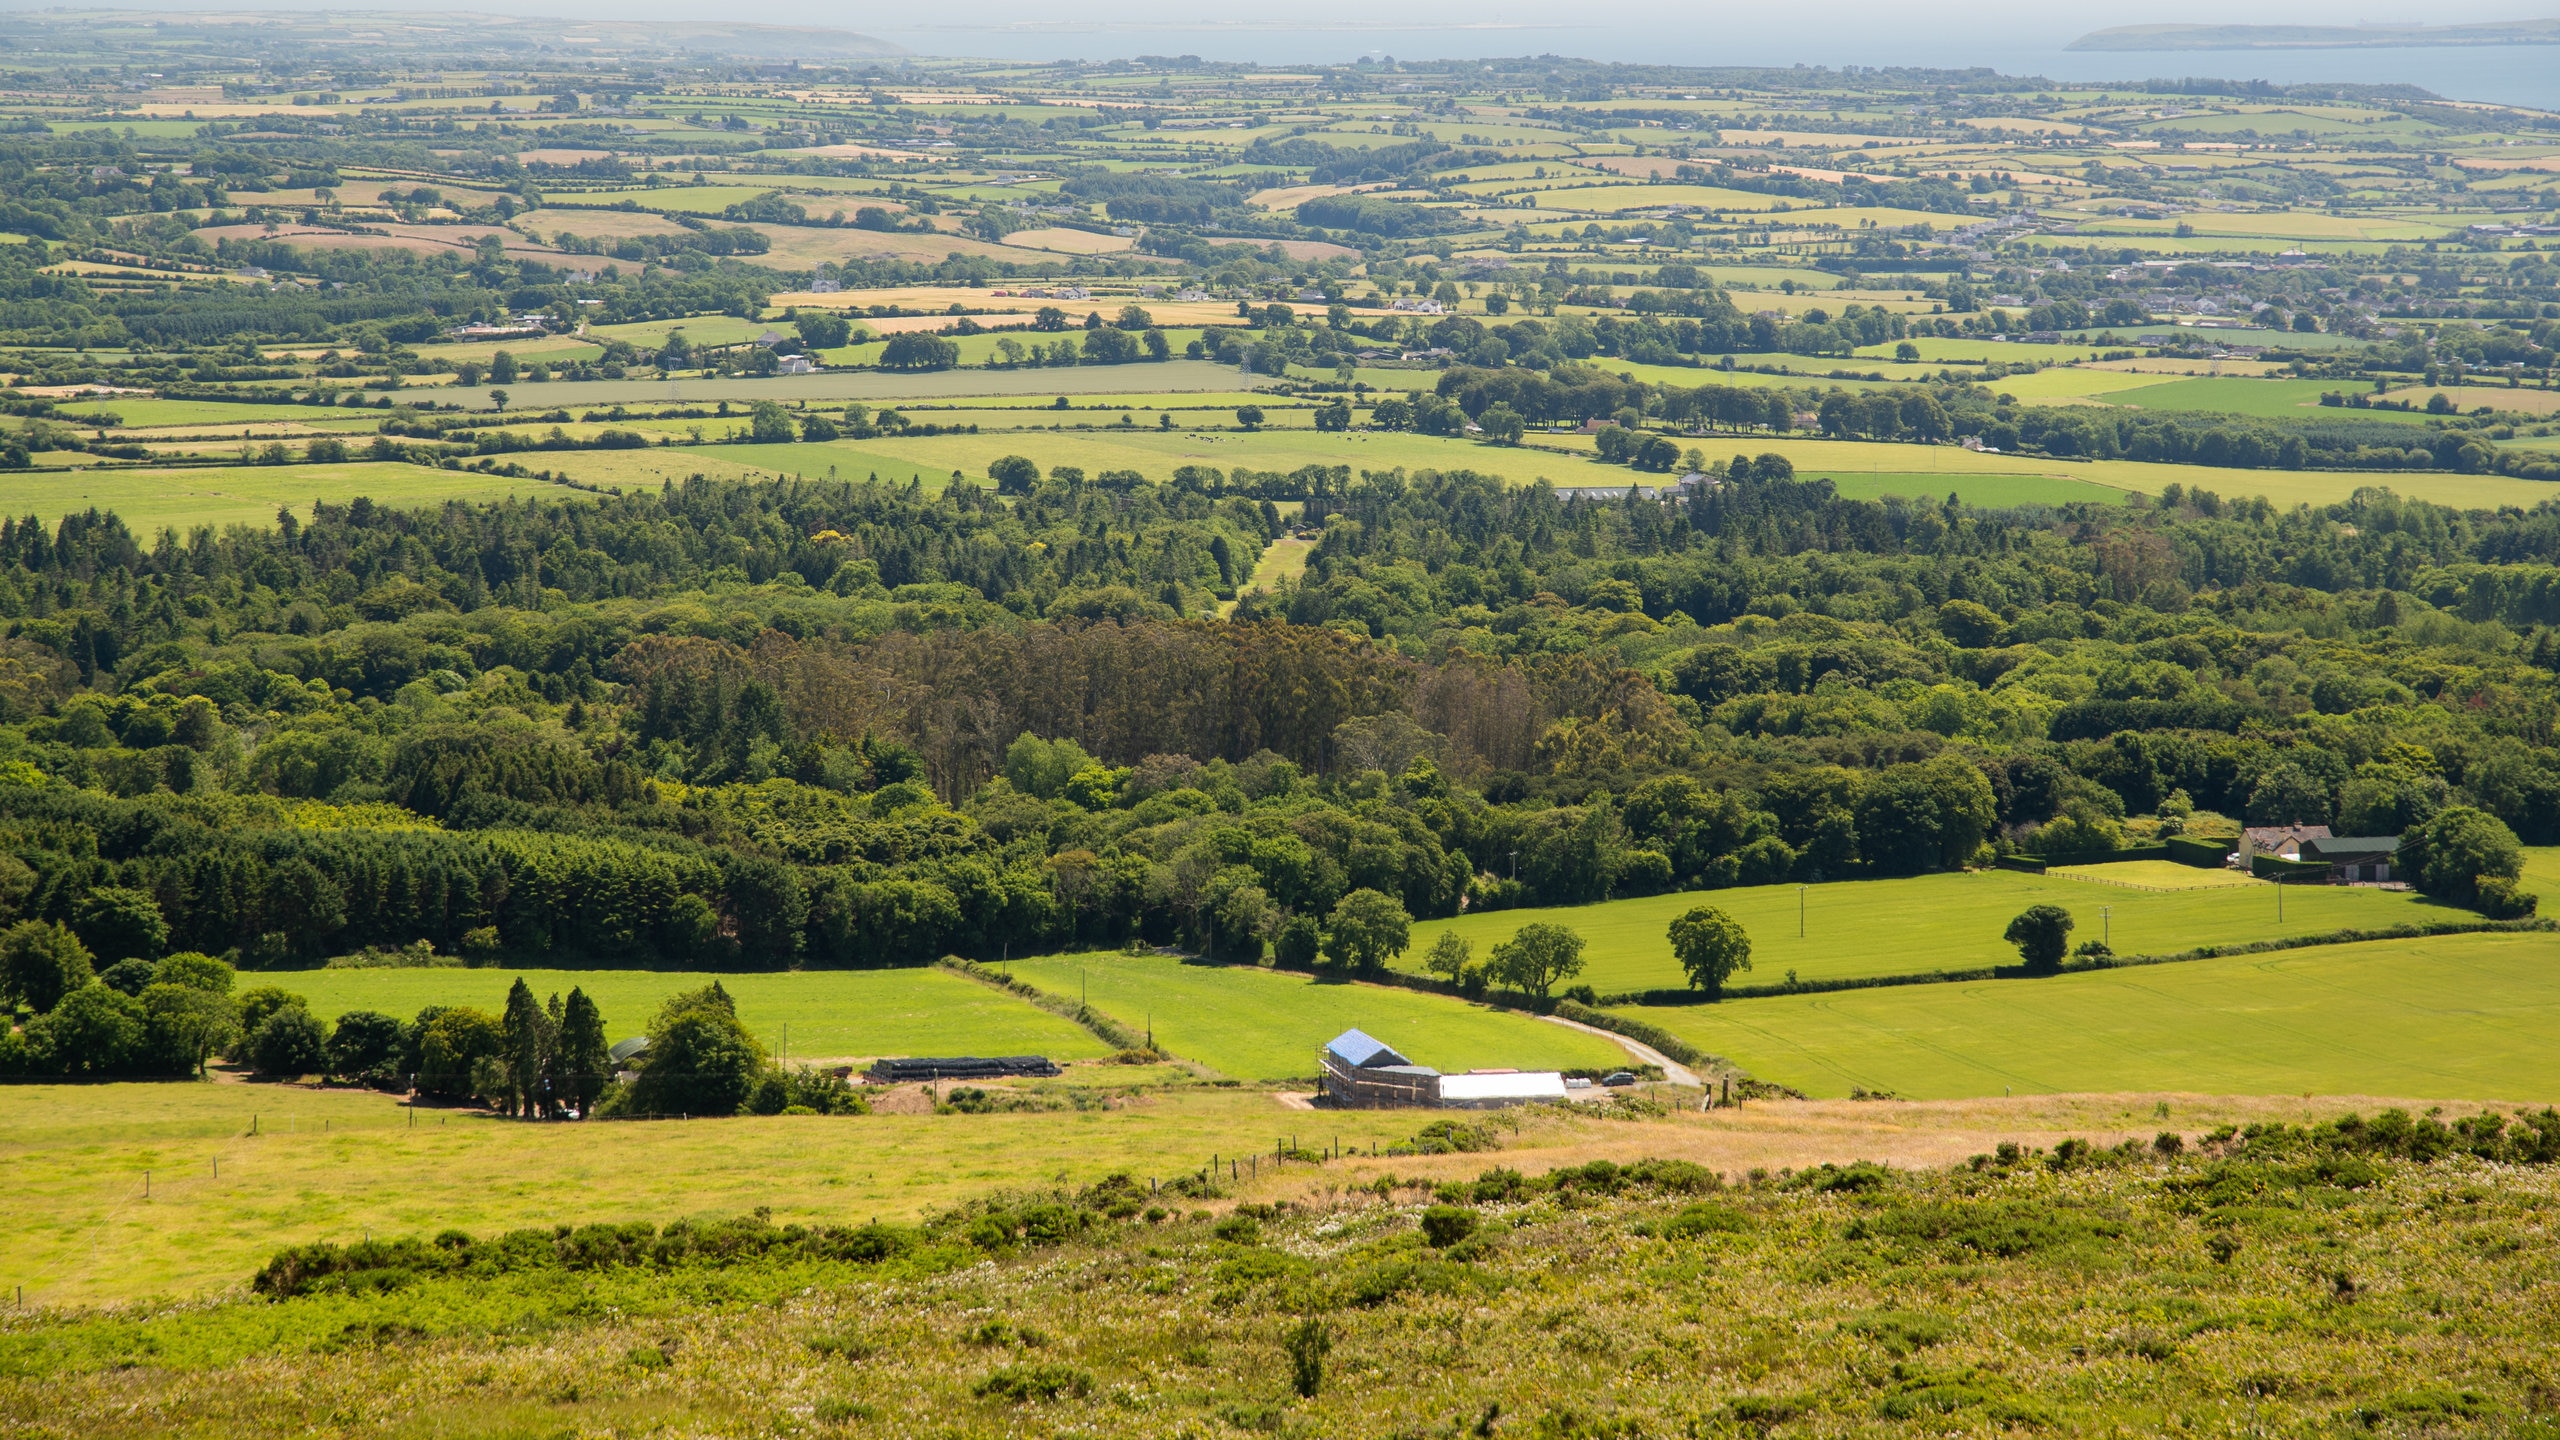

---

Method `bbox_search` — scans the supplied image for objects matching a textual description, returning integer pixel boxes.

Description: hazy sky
[12,0,2560,99]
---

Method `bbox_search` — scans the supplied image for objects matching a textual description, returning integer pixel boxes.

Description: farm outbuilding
[1318,1028,1569,1110]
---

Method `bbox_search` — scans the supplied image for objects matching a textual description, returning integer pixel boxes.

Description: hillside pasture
[999,950,1630,1081]
[1405,866,2437,996]
[1620,931,2560,1101]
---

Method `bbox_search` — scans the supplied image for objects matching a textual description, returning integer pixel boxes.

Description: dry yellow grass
[2379,383,2560,416]
[0,1077,2453,1306]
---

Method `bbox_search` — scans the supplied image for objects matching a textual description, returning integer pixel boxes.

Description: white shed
[1436,1070,1568,1109]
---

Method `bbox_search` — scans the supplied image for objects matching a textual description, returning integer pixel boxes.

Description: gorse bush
[252,1212,925,1299]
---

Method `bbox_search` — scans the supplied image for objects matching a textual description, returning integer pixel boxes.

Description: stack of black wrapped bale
[864,1055,1062,1083]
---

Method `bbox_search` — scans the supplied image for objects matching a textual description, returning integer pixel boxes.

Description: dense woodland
[0,467,2546,1047]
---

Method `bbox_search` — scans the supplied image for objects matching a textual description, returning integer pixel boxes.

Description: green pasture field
[44,120,208,138]
[1814,471,2128,506]
[1242,535,1312,591]
[434,360,1268,411]
[279,966,1108,1064]
[1994,368,2188,401]
[0,463,572,533]
[548,185,814,215]
[1510,183,1798,213]
[1405,865,2435,996]
[833,329,1209,369]
[2098,375,2430,423]
[2515,848,2560,908]
[1851,338,2124,365]
[641,426,1554,490]
[406,335,604,367]
[1000,950,1629,1081]
[1624,931,2560,1102]
[932,390,1289,413]
[560,426,2557,515]
[586,315,793,349]
[2045,859,2260,889]
[1680,437,2560,512]
[0,1081,1443,1305]
[53,399,353,428]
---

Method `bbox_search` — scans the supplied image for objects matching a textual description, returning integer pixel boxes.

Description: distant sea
[867,21,2560,110]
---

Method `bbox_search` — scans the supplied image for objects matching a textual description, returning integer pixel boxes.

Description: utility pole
[1798,885,1807,938]
[2101,905,2111,949]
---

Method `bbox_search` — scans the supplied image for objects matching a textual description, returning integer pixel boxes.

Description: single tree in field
[1322,889,1412,973]
[1422,931,1473,985]
[1423,931,1489,995]
[1489,922,1586,1002]
[2004,904,2074,974]
[1235,405,1264,431]
[1668,904,1752,998]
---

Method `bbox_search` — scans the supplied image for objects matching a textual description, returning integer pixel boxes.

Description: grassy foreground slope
[0,1081,1443,1307]
[1001,950,1628,1080]
[283,966,1110,1064]
[5,1123,2558,1438]
[1621,931,2560,1101]
[1407,867,2434,995]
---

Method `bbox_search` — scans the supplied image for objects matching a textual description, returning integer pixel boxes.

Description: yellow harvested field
[742,225,1024,268]
[2379,383,2560,416]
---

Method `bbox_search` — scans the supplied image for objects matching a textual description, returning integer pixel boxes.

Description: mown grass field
[437,360,1267,411]
[2092,375,2431,424]
[1814,471,2126,506]
[1000,950,1629,1081]
[279,966,1110,1064]
[2,464,575,533]
[1406,865,2437,995]
[1621,931,2560,1102]
[0,1081,1441,1306]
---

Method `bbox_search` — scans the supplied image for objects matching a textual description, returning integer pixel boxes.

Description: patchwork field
[1621,930,2560,1102]
[1405,865,2438,996]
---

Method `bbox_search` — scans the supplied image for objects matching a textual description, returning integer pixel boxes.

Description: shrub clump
[973,1362,1092,1404]
[254,1213,922,1299]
